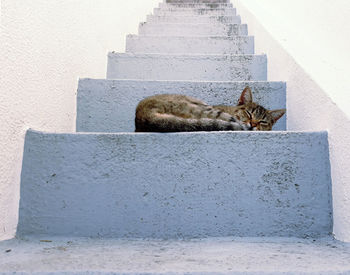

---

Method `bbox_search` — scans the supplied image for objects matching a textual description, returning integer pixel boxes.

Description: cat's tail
[135,112,249,132]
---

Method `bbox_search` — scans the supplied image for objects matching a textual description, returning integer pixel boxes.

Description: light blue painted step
[107,53,267,81]
[17,130,332,238]
[165,0,231,3]
[138,22,248,36]
[1,236,350,274]
[146,14,242,24]
[76,79,286,132]
[153,7,236,16]
[158,2,234,8]
[126,35,254,55]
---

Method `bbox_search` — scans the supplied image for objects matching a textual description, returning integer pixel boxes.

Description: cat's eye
[260,121,268,125]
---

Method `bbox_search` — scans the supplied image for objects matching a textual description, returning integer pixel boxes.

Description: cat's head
[234,87,286,131]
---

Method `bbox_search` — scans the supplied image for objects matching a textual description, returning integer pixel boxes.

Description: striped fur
[135,87,285,132]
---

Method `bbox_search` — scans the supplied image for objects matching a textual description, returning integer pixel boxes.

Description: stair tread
[1,237,349,274]
[110,52,261,56]
[128,34,251,37]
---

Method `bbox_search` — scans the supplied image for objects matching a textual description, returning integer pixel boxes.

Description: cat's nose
[250,121,258,128]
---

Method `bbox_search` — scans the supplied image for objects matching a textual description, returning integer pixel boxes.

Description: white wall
[235,0,350,242]
[0,0,159,241]
[236,0,350,118]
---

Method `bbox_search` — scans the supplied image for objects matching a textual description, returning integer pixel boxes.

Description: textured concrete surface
[146,14,242,24]
[126,35,254,54]
[159,2,233,8]
[1,237,350,274]
[138,22,248,36]
[18,130,332,238]
[154,7,236,16]
[76,79,286,132]
[107,53,267,81]
[166,0,230,3]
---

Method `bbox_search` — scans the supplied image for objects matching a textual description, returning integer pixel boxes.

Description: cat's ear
[269,109,286,123]
[238,86,253,105]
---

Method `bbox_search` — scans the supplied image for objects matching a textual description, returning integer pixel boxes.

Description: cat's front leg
[228,120,251,131]
[229,117,252,131]
[206,108,251,131]
[215,118,250,131]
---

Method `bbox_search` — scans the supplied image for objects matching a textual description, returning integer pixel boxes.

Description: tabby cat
[135,87,285,132]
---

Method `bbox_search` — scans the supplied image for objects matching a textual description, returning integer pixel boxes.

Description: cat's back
[136,94,207,116]
[135,93,250,132]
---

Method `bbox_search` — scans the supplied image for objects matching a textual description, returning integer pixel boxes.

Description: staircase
[1,0,350,274]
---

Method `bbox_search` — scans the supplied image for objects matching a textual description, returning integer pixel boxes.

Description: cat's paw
[229,118,252,131]
[229,122,249,131]
[241,123,254,131]
[229,117,238,123]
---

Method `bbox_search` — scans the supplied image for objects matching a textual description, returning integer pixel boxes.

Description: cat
[135,86,285,132]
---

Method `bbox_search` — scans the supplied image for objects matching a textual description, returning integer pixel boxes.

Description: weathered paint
[165,0,230,3]
[76,79,286,132]
[159,2,233,9]
[107,53,267,81]
[126,35,254,55]
[138,22,248,36]
[1,236,350,274]
[146,14,242,24]
[153,7,236,16]
[17,130,332,238]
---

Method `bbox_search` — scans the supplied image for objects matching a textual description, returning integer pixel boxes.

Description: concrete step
[107,53,267,81]
[154,7,236,16]
[165,0,230,3]
[147,14,241,24]
[126,35,254,54]
[1,237,350,274]
[159,2,233,8]
[160,4,233,9]
[18,130,331,238]
[76,79,286,133]
[139,22,248,36]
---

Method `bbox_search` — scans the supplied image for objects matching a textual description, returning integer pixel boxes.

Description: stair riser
[154,8,236,16]
[76,79,286,133]
[159,3,233,8]
[157,5,235,9]
[18,130,332,238]
[107,53,267,81]
[147,15,241,24]
[126,35,254,55]
[165,0,230,3]
[139,23,247,36]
